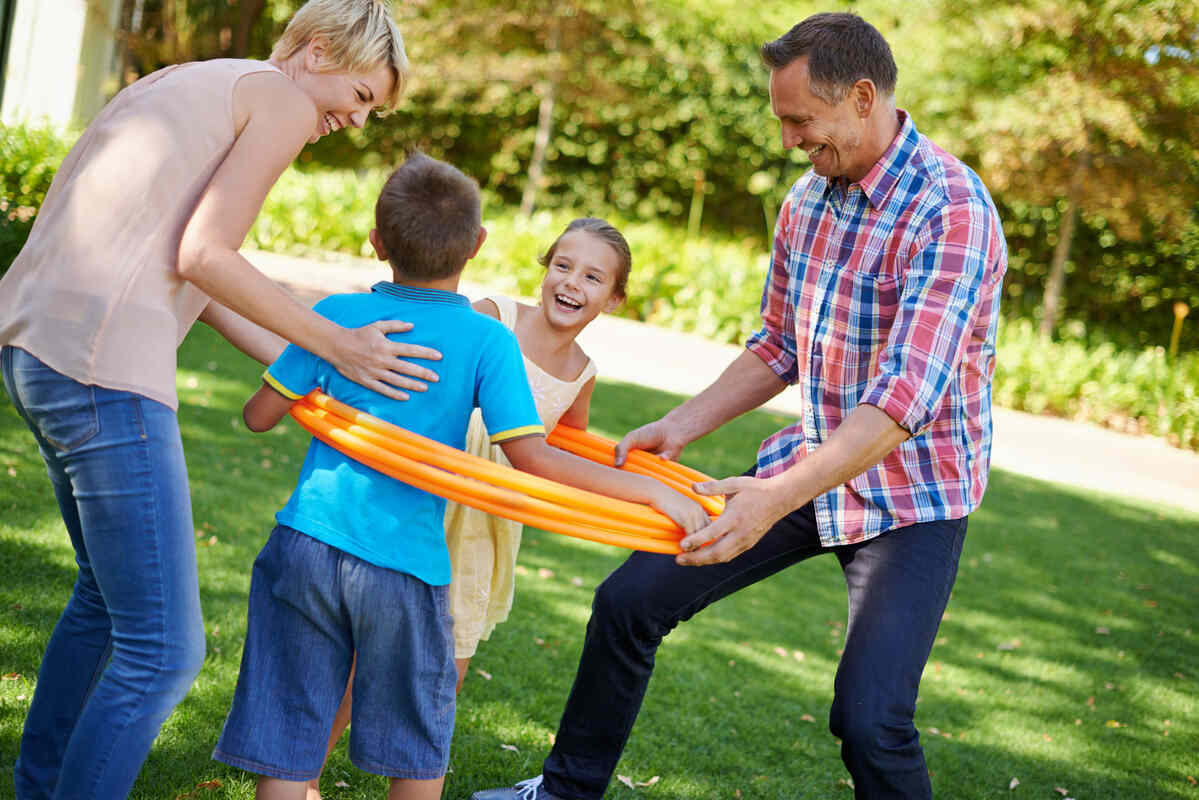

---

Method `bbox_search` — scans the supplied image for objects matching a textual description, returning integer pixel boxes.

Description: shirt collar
[825,109,919,211]
[371,281,470,307]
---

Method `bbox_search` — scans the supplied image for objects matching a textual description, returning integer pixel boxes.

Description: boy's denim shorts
[213,525,456,781]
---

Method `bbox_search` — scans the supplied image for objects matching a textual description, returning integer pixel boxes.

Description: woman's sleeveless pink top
[0,59,283,410]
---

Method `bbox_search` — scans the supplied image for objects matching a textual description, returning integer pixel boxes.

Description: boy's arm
[556,377,595,430]
[199,300,287,366]
[243,382,297,433]
[499,435,709,535]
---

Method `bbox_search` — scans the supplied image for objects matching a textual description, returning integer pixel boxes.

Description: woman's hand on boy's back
[329,321,443,401]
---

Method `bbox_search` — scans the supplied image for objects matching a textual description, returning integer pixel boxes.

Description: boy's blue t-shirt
[264,282,543,585]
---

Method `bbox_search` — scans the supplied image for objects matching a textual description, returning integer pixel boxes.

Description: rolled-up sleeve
[746,195,800,385]
[861,199,995,434]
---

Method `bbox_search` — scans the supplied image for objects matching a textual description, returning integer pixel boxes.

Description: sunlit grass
[1,324,1196,799]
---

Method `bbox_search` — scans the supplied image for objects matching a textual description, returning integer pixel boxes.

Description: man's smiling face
[770,56,872,183]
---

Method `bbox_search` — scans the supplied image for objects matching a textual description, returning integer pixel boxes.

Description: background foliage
[1,0,1196,434]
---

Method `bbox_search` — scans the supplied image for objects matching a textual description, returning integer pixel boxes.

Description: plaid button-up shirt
[746,111,1007,547]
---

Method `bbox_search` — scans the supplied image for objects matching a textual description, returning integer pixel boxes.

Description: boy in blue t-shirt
[213,153,708,800]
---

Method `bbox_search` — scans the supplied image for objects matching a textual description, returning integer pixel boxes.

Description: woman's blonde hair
[271,0,408,114]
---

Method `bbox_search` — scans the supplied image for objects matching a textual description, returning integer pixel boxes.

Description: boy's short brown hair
[375,152,482,282]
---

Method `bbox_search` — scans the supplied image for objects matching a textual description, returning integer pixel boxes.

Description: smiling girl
[447,218,632,685]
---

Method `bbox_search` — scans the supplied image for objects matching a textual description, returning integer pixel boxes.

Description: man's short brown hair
[761,13,897,105]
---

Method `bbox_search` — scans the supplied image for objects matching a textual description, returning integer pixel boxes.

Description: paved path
[248,249,1199,516]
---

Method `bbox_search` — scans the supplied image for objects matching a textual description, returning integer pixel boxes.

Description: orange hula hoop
[286,391,724,553]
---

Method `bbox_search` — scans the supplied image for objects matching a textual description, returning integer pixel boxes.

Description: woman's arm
[177,72,440,401]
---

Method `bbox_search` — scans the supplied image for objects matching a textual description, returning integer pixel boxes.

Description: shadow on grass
[3,334,1197,799]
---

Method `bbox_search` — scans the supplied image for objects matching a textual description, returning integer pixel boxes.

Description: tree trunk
[1039,154,1088,341]
[231,0,266,59]
[520,79,556,219]
[520,21,560,219]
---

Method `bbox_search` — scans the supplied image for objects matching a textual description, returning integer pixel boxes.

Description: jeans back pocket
[5,348,101,453]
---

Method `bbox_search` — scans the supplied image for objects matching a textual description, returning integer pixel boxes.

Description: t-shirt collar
[371,281,470,306]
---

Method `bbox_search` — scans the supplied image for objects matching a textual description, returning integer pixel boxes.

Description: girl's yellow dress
[445,296,597,658]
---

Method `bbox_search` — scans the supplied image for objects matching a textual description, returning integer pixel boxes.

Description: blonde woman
[0,2,434,797]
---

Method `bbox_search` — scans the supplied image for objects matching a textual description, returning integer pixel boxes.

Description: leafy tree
[937,0,1199,339]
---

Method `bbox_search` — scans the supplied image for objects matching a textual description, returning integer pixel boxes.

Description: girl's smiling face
[539,231,624,330]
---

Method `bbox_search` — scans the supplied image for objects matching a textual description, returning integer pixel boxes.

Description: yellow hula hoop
[287,391,724,553]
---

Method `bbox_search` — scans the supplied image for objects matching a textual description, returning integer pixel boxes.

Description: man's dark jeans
[542,500,967,800]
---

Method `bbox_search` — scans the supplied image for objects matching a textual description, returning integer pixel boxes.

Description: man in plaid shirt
[474,12,1006,800]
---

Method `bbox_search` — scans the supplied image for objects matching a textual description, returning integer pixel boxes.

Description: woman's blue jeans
[2,346,206,799]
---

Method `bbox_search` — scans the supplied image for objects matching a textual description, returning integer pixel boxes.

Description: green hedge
[249,166,1199,451]
[995,318,1198,450]
[3,127,1195,450]
[0,123,74,277]
[248,166,770,344]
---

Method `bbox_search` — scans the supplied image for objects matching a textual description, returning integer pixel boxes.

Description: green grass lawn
[1,324,1197,799]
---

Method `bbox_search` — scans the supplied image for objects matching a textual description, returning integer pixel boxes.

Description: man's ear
[368,228,389,261]
[851,78,876,118]
[467,226,488,259]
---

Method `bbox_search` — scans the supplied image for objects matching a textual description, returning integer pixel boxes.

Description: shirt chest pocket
[806,261,903,390]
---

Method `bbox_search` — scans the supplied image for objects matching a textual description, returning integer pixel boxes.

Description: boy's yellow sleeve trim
[489,424,546,444]
[262,371,304,400]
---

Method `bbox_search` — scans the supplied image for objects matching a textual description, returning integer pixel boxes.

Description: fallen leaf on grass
[616,774,661,789]
[335,780,350,788]
[515,565,530,576]
[800,714,815,723]
[501,743,519,752]
[1187,775,1197,785]
[7,467,15,477]
[997,639,1021,651]
[1009,777,1020,790]
[793,650,805,661]
[537,568,554,579]
[475,669,492,680]
[1105,720,1126,728]
[2,673,20,680]
[571,576,584,587]
[774,646,788,657]
[1096,626,1110,635]
[1054,789,1068,797]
